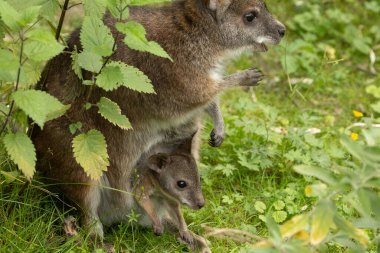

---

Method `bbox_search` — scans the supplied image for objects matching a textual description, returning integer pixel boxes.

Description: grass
[1,0,380,252]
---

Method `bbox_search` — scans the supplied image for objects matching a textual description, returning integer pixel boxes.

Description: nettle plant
[0,0,170,180]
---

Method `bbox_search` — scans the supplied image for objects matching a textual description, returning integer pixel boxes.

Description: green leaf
[77,51,103,73]
[280,214,309,239]
[96,61,125,91]
[40,0,60,22]
[80,16,114,57]
[273,200,286,211]
[334,214,370,246]
[97,97,132,130]
[294,165,337,185]
[71,47,83,80]
[254,201,267,213]
[72,129,109,180]
[310,200,335,245]
[106,0,129,19]
[24,28,64,62]
[96,61,154,93]
[120,63,155,93]
[272,211,287,223]
[17,5,41,28]
[129,0,170,5]
[0,49,19,81]
[115,21,172,60]
[12,90,70,128]
[3,132,36,179]
[0,0,21,31]
[83,0,107,18]
[69,122,83,135]
[265,215,282,243]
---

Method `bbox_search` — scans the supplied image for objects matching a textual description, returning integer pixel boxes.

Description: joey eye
[177,181,187,188]
[244,11,258,22]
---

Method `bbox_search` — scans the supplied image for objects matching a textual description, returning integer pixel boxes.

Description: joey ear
[177,131,197,154]
[202,0,232,23]
[148,153,170,173]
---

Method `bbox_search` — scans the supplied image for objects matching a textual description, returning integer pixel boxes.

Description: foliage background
[0,0,380,252]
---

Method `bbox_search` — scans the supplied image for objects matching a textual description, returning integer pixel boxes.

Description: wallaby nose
[278,27,286,38]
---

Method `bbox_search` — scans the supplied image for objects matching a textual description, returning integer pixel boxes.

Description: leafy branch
[0,33,24,136]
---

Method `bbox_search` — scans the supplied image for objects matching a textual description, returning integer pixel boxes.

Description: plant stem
[55,0,70,41]
[0,34,25,136]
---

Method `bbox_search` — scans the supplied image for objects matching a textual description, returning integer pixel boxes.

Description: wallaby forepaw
[153,224,164,236]
[241,68,263,86]
[208,129,224,147]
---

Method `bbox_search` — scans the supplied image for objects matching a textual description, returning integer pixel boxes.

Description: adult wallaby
[32,0,285,241]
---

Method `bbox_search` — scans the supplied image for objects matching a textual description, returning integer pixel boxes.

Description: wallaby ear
[148,153,170,173]
[177,131,197,154]
[202,0,232,23]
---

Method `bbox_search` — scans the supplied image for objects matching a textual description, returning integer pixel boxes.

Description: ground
[1,0,379,252]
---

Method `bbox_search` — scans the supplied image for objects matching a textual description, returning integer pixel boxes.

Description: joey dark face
[148,153,205,210]
[203,0,286,50]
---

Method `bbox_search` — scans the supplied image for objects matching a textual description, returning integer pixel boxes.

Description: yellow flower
[304,186,313,197]
[352,110,363,118]
[351,132,359,141]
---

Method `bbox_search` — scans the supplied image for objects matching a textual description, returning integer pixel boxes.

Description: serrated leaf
[69,122,82,135]
[80,16,114,57]
[40,0,60,22]
[96,61,154,93]
[71,47,83,80]
[72,129,109,180]
[96,62,125,91]
[24,28,64,62]
[77,51,103,73]
[119,63,155,93]
[17,5,41,28]
[3,132,36,179]
[12,90,70,128]
[294,165,337,185]
[129,0,170,5]
[106,0,129,19]
[310,200,335,245]
[97,97,132,130]
[83,0,107,18]
[0,0,21,31]
[115,21,172,60]
[254,201,267,213]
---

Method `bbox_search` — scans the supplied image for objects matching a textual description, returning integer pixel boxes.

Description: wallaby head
[200,0,285,49]
[147,152,204,210]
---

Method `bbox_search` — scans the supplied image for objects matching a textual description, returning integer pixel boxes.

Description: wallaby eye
[244,11,258,22]
[177,181,187,188]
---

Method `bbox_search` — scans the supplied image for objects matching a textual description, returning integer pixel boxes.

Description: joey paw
[180,230,194,247]
[240,68,263,87]
[208,129,224,147]
[153,224,164,236]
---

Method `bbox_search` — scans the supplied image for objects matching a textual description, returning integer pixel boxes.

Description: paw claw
[209,129,224,147]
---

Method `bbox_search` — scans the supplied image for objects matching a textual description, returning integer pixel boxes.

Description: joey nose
[278,27,286,38]
[197,198,205,209]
